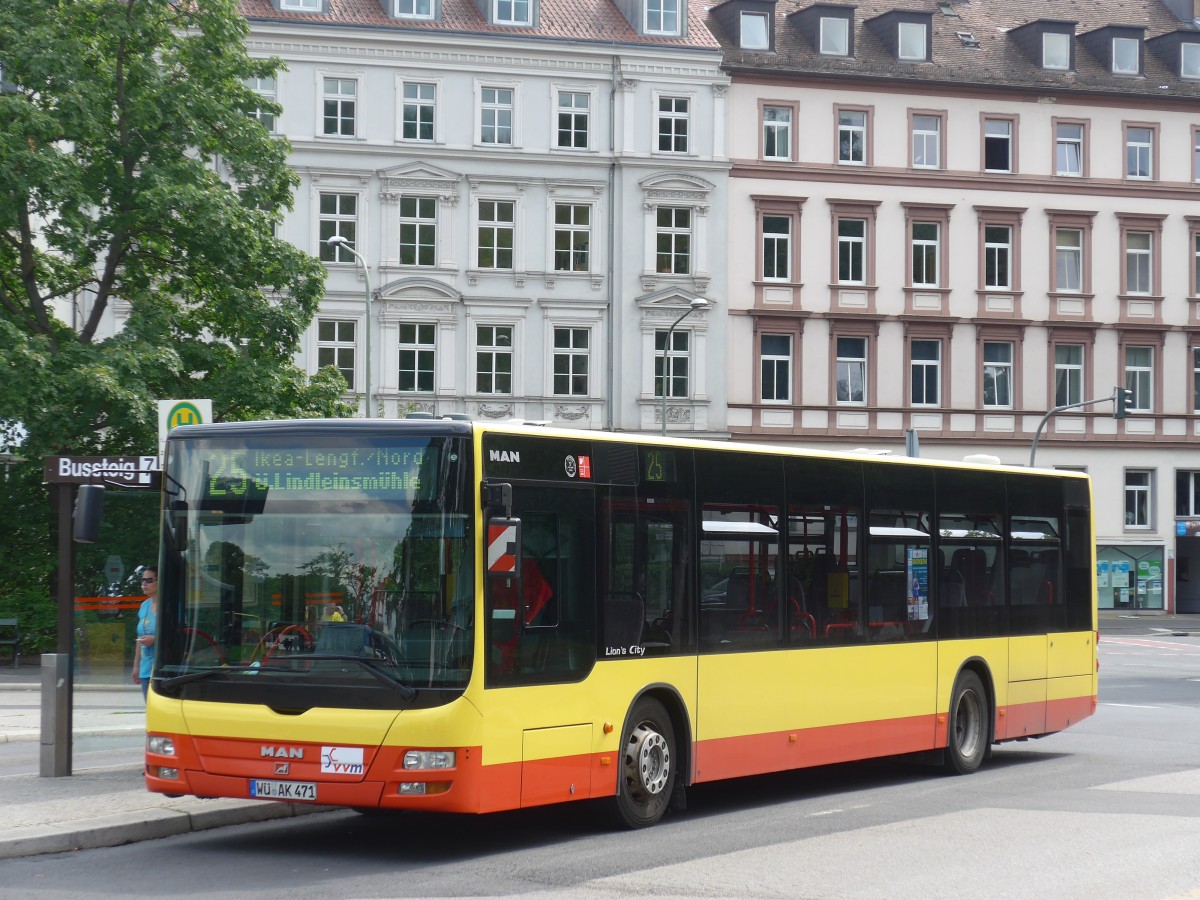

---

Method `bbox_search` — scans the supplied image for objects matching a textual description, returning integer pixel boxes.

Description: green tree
[0,0,354,653]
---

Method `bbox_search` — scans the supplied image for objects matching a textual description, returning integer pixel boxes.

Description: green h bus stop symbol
[167,402,203,428]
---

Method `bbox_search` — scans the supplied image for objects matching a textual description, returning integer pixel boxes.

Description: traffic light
[1113,385,1134,419]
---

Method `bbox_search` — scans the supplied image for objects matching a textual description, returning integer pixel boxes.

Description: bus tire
[945,669,988,775]
[610,697,676,829]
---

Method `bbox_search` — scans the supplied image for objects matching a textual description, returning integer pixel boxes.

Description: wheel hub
[629,723,670,796]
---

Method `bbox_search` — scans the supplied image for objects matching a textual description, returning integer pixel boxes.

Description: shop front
[1097,544,1165,611]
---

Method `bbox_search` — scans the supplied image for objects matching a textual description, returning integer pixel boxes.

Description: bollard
[40,653,72,777]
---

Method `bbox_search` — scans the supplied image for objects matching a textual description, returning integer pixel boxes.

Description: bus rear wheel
[611,697,676,829]
[945,670,989,775]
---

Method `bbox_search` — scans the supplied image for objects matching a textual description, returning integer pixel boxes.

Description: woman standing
[132,566,158,699]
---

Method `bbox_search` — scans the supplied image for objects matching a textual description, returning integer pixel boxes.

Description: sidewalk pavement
[0,611,1196,861]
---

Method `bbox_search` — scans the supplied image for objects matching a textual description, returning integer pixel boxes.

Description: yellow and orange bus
[144,418,1096,827]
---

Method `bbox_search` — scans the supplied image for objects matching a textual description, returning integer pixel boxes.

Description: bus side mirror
[73,485,105,543]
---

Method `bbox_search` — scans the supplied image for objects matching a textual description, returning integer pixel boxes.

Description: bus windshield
[156,432,474,705]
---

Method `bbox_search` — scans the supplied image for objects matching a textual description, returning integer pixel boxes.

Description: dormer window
[820,16,849,56]
[393,0,433,19]
[279,0,322,10]
[1184,43,1200,78]
[865,11,931,63]
[646,0,681,35]
[1043,32,1071,70]
[740,12,769,49]
[494,0,530,25]
[898,21,927,61]
[1112,36,1140,74]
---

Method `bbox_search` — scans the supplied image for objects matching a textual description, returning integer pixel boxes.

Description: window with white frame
[1043,32,1070,70]
[838,109,866,164]
[982,342,1013,408]
[477,200,514,270]
[552,327,590,396]
[394,0,433,18]
[910,339,940,406]
[322,77,357,137]
[984,225,1012,289]
[898,22,927,61]
[399,196,436,267]
[401,82,435,141]
[480,87,513,145]
[760,334,792,403]
[820,16,849,56]
[1125,470,1152,528]
[1124,346,1153,412]
[740,12,769,49]
[553,203,591,273]
[476,325,513,394]
[836,336,867,404]
[1125,231,1152,294]
[911,222,940,287]
[1183,43,1200,79]
[318,193,357,262]
[1178,470,1200,516]
[1195,231,1200,292]
[1055,227,1083,292]
[763,106,791,161]
[246,76,277,132]
[837,218,866,284]
[281,0,321,11]
[983,118,1012,172]
[655,207,691,274]
[657,97,689,153]
[493,0,530,25]
[1054,344,1084,407]
[654,329,691,399]
[1194,129,1200,182]
[645,0,680,35]
[1194,346,1200,412]
[912,114,940,168]
[317,320,356,390]
[398,323,435,392]
[1125,126,1153,179]
[762,215,791,281]
[556,91,589,149]
[1055,122,1084,176]
[1112,37,1139,74]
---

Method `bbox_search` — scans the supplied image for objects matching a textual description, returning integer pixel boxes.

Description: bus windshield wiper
[156,668,227,689]
[303,655,418,700]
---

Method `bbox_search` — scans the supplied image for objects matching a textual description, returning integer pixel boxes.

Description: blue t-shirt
[137,598,157,679]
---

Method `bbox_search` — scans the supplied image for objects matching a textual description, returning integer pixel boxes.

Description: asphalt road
[1,635,1198,900]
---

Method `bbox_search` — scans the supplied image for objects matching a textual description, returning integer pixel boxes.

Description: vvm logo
[167,402,204,429]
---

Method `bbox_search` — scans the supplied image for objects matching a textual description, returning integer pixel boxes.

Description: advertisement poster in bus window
[906,547,929,621]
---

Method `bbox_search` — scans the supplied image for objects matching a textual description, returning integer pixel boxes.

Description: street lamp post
[660,297,709,437]
[325,235,373,418]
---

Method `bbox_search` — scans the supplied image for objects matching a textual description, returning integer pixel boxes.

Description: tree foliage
[0,0,354,652]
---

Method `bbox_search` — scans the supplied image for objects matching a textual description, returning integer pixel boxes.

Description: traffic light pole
[1028,386,1130,468]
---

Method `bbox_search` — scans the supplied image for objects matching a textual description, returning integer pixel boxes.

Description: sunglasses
[141,577,157,583]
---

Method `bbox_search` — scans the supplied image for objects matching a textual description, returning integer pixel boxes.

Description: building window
[838,109,867,164]
[401,82,435,141]
[655,207,691,274]
[480,87,513,145]
[984,225,1012,290]
[494,0,530,25]
[318,193,357,262]
[1125,470,1152,528]
[820,16,849,56]
[552,327,590,396]
[399,197,436,267]
[898,22,927,61]
[1178,471,1200,516]
[645,0,680,36]
[477,200,514,270]
[1054,344,1083,406]
[910,339,940,407]
[395,0,433,18]
[1194,129,1200,182]
[1125,232,1152,294]
[1195,231,1200,294]
[317,320,356,390]
[837,218,866,284]
[760,334,792,403]
[1194,347,1200,412]
[762,215,791,281]
[1043,32,1070,70]
[476,325,513,395]
[1055,122,1084,176]
[246,76,277,132]
[657,97,689,153]
[740,12,769,49]
[655,329,690,398]
[556,91,589,149]
[1183,43,1200,79]
[982,342,1013,408]
[553,203,591,273]
[322,77,357,137]
[911,222,940,288]
[912,114,941,169]
[836,336,867,404]
[1124,346,1153,412]
[1054,228,1083,292]
[398,323,435,392]
[1112,37,1139,74]
[1125,126,1153,179]
[763,106,792,161]
[983,118,1012,172]
[281,0,320,12]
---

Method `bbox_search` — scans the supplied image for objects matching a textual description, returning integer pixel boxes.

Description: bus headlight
[147,735,176,756]
[403,750,455,770]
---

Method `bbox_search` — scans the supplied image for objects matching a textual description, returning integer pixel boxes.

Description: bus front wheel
[945,670,989,775]
[611,697,676,829]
